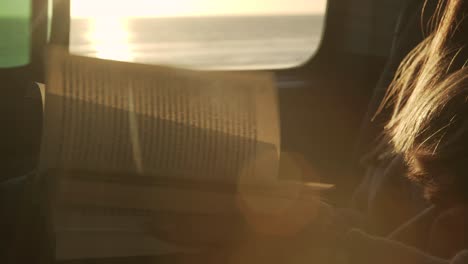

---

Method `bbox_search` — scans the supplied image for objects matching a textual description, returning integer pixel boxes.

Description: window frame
[50,0,334,75]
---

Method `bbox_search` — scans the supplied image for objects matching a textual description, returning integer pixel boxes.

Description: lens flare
[237,151,331,235]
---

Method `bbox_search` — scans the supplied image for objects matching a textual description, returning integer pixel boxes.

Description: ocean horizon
[70,15,324,70]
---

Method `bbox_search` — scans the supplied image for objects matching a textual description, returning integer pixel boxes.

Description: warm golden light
[236,151,332,235]
[87,17,134,62]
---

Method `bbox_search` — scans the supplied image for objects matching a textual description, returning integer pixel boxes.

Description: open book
[41,47,331,259]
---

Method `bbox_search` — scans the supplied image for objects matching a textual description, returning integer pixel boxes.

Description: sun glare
[87,17,134,62]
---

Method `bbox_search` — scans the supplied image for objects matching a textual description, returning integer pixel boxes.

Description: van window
[0,0,31,68]
[70,0,327,70]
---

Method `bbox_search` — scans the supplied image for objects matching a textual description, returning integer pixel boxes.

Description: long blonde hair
[377,0,468,204]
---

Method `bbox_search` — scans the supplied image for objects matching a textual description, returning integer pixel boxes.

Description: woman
[336,0,468,262]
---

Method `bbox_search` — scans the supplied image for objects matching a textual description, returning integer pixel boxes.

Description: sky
[71,0,326,18]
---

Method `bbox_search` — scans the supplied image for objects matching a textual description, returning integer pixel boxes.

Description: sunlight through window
[87,17,134,62]
[71,0,327,69]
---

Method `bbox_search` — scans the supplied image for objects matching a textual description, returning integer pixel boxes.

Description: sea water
[70,15,324,70]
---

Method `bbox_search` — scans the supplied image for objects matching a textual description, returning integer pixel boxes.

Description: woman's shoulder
[428,205,468,259]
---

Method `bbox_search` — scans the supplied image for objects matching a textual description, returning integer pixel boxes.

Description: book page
[41,46,279,184]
